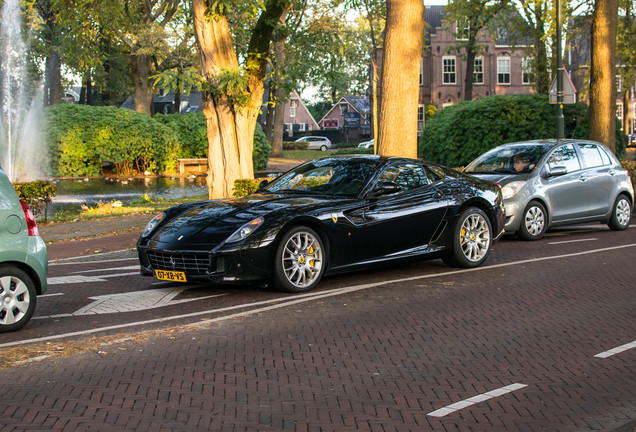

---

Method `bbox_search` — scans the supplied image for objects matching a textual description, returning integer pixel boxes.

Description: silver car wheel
[0,275,32,327]
[524,205,545,236]
[281,231,323,288]
[615,197,631,226]
[460,213,491,262]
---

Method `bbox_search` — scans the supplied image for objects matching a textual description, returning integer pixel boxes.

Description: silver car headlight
[142,213,165,237]
[226,217,264,243]
[501,181,526,200]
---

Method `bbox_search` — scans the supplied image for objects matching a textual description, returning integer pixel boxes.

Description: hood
[468,173,527,185]
[148,192,342,249]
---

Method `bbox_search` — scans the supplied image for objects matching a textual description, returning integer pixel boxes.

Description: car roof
[497,139,608,150]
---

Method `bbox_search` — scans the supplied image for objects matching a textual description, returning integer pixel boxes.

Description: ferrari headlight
[142,213,165,237]
[226,217,264,243]
[501,181,526,200]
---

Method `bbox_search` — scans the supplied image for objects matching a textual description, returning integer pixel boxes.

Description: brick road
[1,227,635,431]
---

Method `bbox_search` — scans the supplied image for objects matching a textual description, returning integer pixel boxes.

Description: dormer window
[456,19,470,40]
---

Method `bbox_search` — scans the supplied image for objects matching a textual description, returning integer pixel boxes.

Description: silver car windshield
[464,144,551,174]
[264,158,379,197]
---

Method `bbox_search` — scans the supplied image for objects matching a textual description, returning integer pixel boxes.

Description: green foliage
[253,125,272,171]
[45,104,179,177]
[283,141,309,150]
[418,94,626,167]
[334,148,373,155]
[13,180,58,222]
[208,67,251,109]
[233,178,261,197]
[154,112,209,158]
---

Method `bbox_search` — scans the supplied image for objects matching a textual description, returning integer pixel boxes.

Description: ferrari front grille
[146,250,211,275]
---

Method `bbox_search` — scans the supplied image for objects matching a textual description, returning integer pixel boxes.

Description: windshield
[464,144,551,174]
[263,158,380,197]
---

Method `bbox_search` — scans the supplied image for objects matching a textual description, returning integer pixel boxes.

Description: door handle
[578,176,588,182]
[433,192,442,199]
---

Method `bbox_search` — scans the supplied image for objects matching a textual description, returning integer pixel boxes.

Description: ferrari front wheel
[273,226,326,293]
[443,207,492,268]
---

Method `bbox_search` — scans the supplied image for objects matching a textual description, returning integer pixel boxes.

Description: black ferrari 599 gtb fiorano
[138,156,505,292]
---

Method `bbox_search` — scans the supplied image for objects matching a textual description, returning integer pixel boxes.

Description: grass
[50,193,208,223]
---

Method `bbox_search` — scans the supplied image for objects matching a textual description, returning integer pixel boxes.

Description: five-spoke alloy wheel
[443,207,492,268]
[274,226,326,292]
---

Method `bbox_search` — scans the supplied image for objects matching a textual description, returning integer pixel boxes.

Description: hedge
[418,94,627,167]
[45,105,272,177]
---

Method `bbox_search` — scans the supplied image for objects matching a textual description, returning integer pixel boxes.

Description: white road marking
[71,265,139,274]
[49,252,136,265]
[5,242,636,349]
[548,238,598,245]
[594,340,636,358]
[427,383,528,417]
[39,292,64,298]
[48,272,140,285]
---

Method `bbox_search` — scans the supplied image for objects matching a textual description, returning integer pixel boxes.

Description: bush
[13,180,57,222]
[418,94,626,167]
[283,141,309,150]
[233,178,261,197]
[154,112,208,159]
[46,104,178,176]
[45,105,273,177]
[253,125,271,171]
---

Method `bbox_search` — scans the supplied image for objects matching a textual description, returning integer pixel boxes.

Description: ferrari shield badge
[331,213,338,223]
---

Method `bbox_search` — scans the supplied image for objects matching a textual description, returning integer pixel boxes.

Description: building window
[497,57,511,84]
[456,20,470,40]
[473,57,484,84]
[443,57,456,84]
[522,58,531,85]
[290,100,297,117]
[339,103,348,114]
[418,105,425,131]
[298,123,306,131]
[616,102,623,121]
[616,75,622,93]
[419,58,424,86]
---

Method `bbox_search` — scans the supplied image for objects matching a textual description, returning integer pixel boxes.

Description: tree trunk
[131,54,154,116]
[271,84,286,157]
[265,85,275,140]
[377,0,424,158]
[464,39,477,101]
[192,1,259,198]
[589,0,619,151]
[43,50,61,106]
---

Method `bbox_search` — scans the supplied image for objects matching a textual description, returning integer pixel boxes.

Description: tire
[320,145,327,151]
[517,201,548,241]
[273,226,326,293]
[443,207,492,268]
[0,265,37,333]
[608,194,631,231]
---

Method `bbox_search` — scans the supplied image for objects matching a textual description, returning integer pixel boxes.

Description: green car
[0,165,48,332]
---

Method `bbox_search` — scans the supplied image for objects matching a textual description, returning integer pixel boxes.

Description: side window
[578,143,605,168]
[378,163,429,193]
[546,144,581,173]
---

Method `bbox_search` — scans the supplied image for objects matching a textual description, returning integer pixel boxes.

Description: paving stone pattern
[0,245,634,431]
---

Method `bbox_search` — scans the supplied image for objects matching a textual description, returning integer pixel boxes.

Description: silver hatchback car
[464,139,634,240]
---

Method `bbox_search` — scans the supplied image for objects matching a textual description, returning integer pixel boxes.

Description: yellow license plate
[154,269,187,282]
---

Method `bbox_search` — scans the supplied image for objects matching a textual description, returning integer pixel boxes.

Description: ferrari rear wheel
[274,226,326,293]
[443,207,492,268]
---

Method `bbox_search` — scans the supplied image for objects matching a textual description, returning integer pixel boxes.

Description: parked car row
[2,138,632,332]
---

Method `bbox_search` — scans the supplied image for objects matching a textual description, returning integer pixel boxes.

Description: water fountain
[0,0,46,182]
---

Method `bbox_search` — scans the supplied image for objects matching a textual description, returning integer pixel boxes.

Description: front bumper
[137,242,275,285]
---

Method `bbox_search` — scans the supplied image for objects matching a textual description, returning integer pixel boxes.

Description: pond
[49,175,209,216]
